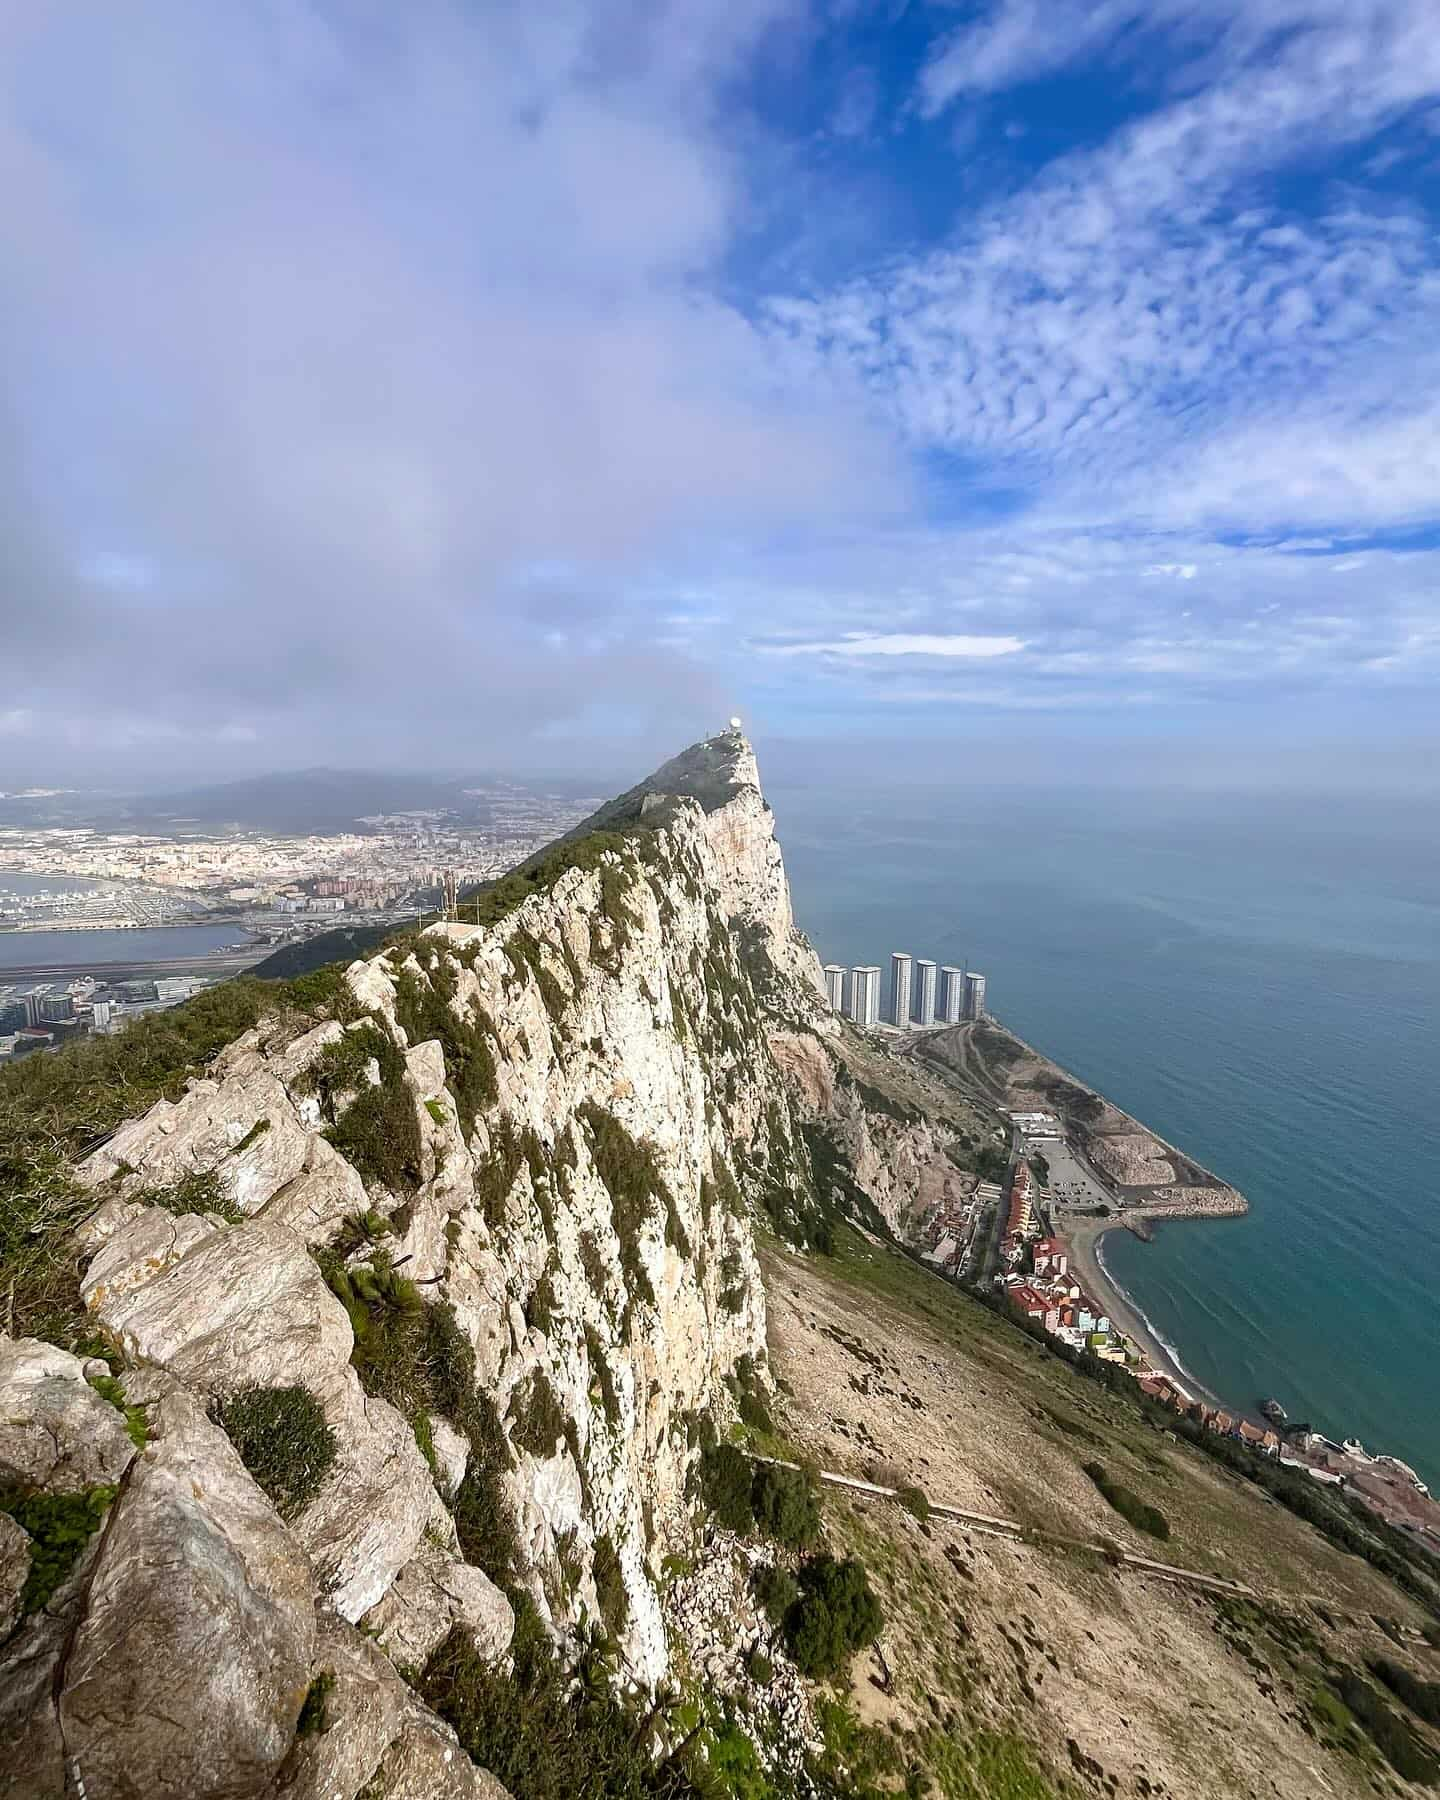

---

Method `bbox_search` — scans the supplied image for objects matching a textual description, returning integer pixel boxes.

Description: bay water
[771,777,1440,1488]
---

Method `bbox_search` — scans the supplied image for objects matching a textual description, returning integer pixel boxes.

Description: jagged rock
[75,1070,314,1215]
[261,1020,345,1086]
[367,1705,512,1800]
[0,1513,30,1642]
[429,1417,469,1498]
[0,1604,70,1800]
[80,1206,223,1309]
[406,1038,448,1101]
[58,1381,316,1800]
[85,1218,351,1384]
[91,1220,433,1621]
[269,1613,409,1800]
[289,1384,434,1621]
[360,1537,514,1669]
[0,1338,137,1491]
[259,1134,370,1243]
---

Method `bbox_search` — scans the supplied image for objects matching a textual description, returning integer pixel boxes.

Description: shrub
[0,1485,118,1615]
[391,958,498,1141]
[453,1411,521,1588]
[897,1485,931,1522]
[506,930,570,1025]
[699,1444,756,1534]
[754,1563,801,1629]
[578,1230,610,1299]
[1082,1462,1170,1541]
[663,1194,691,1260]
[747,1649,773,1686]
[784,1556,884,1679]
[316,1025,424,1194]
[737,1388,772,1434]
[699,1448,822,1550]
[216,1385,337,1520]
[133,1168,244,1226]
[417,1616,683,1799]
[751,1464,821,1550]
[593,1531,629,1640]
[510,1370,567,1460]
[1369,1657,1440,1728]
[527,1269,560,1337]
[577,1104,669,1310]
[1335,1671,1440,1785]
[86,1372,149,1448]
[321,1252,427,1412]
[475,1120,522,1230]
[585,1324,621,1426]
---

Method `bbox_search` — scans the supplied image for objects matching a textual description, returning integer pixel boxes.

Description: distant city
[0,773,600,1065]
[822,951,987,1031]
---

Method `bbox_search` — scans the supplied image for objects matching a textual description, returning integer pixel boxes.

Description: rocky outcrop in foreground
[0,731,836,1800]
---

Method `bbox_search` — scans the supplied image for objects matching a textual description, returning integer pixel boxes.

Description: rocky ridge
[0,730,855,1800]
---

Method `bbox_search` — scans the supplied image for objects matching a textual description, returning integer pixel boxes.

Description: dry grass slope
[762,1227,1440,1800]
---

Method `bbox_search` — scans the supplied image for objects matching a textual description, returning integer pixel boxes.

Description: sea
[771,777,1440,1490]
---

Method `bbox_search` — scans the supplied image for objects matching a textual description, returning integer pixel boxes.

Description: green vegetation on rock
[578,1102,670,1311]
[310,1023,424,1193]
[698,1446,821,1551]
[296,1670,335,1737]
[0,1484,118,1615]
[215,1385,337,1520]
[86,1372,149,1448]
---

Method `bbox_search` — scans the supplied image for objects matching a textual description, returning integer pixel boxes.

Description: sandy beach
[1061,1214,1225,1411]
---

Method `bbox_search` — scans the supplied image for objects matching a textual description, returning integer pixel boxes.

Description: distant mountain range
[1,767,602,836]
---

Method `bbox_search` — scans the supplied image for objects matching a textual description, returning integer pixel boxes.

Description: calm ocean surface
[771,778,1440,1488]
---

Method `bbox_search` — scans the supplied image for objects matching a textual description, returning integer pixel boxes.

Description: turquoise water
[771,779,1440,1488]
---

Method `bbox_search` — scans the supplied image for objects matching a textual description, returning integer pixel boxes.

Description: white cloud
[1145,563,1198,579]
[761,632,1027,658]
[0,0,901,769]
[769,0,1440,536]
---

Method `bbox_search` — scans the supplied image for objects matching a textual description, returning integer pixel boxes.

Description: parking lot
[1033,1140,1113,1211]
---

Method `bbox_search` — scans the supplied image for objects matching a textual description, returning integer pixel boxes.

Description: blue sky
[2,2,1438,783]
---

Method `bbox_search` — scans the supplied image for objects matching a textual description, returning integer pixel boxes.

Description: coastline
[1061,1214,1226,1412]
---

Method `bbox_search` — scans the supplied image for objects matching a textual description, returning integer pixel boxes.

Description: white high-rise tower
[914,959,937,1026]
[940,965,964,1023]
[849,965,881,1026]
[889,952,912,1028]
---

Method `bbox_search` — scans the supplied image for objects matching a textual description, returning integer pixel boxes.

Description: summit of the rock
[565,726,763,837]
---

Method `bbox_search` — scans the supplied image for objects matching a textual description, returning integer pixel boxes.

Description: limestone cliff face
[0,732,832,1800]
[770,1026,975,1242]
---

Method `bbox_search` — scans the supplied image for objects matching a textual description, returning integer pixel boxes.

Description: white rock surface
[86,1218,433,1622]
[0,1513,29,1642]
[260,1134,370,1243]
[360,1538,514,1669]
[269,1612,410,1800]
[59,1381,317,1800]
[80,1206,222,1310]
[0,1339,137,1492]
[76,1070,313,1215]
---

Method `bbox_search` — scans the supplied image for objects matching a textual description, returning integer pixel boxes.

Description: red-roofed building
[1009,1286,1060,1333]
